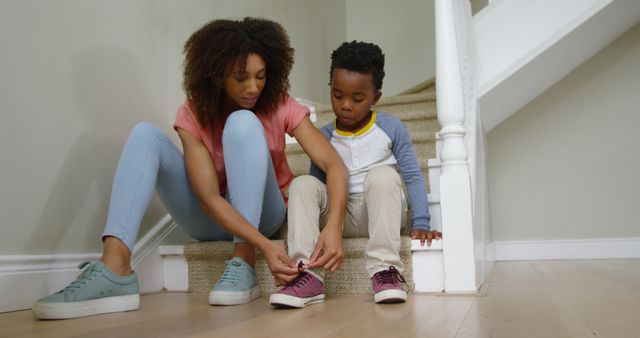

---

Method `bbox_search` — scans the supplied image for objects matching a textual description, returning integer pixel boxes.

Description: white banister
[435,0,477,293]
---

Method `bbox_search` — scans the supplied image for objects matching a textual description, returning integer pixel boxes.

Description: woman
[33,17,347,320]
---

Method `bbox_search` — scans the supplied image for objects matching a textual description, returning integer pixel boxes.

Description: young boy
[270,41,441,308]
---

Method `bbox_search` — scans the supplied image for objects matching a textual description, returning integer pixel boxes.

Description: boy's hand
[411,229,442,246]
[305,226,344,272]
[263,241,299,284]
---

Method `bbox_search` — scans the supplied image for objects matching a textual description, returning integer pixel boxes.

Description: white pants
[287,165,406,281]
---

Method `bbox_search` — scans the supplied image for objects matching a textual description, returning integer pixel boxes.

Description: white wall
[474,0,605,98]
[474,0,640,133]
[345,0,435,96]
[487,22,640,241]
[2,0,435,256]
[0,0,346,255]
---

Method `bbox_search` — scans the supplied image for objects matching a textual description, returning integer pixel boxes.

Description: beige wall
[487,23,640,241]
[345,0,435,96]
[0,0,346,255]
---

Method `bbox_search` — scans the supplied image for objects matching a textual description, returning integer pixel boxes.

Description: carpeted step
[185,237,414,295]
[397,78,437,95]
[313,92,437,125]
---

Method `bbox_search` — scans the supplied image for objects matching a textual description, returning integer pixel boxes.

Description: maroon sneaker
[270,268,325,308]
[371,266,408,303]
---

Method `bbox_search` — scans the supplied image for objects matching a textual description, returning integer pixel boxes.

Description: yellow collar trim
[334,111,377,137]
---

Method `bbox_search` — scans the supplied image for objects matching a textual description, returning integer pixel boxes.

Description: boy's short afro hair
[330,41,385,90]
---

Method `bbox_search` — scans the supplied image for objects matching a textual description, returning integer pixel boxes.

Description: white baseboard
[158,245,188,292]
[495,237,640,261]
[131,215,177,294]
[131,215,176,267]
[0,215,177,313]
[0,253,101,313]
[484,241,496,262]
[480,242,497,289]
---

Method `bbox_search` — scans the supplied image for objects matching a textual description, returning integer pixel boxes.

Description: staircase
[430,0,640,292]
[160,0,640,297]
[474,0,640,132]
[183,79,443,295]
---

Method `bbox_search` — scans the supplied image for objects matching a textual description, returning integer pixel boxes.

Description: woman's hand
[305,225,344,272]
[411,229,442,246]
[262,241,299,285]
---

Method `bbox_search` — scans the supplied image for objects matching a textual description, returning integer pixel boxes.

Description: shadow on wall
[26,46,169,254]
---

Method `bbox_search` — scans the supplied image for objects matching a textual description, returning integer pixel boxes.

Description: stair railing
[435,0,478,293]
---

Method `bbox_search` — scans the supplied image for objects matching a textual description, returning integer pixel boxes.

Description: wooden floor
[2,260,640,338]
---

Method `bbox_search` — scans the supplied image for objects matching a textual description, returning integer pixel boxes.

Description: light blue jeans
[102,110,286,252]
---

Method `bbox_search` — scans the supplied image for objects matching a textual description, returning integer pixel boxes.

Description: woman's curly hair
[183,17,294,129]
[330,41,385,90]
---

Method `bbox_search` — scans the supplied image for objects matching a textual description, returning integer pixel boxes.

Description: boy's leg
[270,175,327,308]
[285,175,328,280]
[342,194,368,238]
[362,166,404,275]
[362,165,407,303]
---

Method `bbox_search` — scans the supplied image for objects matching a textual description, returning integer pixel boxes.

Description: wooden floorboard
[2,260,640,337]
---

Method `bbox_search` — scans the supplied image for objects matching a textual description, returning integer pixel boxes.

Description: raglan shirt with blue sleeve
[310,111,430,231]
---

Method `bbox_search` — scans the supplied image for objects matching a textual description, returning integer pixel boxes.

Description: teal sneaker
[208,257,260,305]
[33,261,139,319]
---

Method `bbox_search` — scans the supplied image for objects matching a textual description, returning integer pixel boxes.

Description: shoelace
[218,260,244,285]
[284,272,312,289]
[374,266,407,285]
[284,262,312,289]
[62,262,102,293]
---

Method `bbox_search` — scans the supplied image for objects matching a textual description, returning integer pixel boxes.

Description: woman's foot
[33,261,139,319]
[208,257,260,305]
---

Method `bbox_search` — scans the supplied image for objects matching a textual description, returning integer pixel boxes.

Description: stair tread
[314,92,437,114]
[185,236,415,295]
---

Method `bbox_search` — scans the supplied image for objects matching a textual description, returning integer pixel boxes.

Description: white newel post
[435,0,477,293]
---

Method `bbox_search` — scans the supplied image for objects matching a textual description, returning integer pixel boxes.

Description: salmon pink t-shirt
[173,96,309,203]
